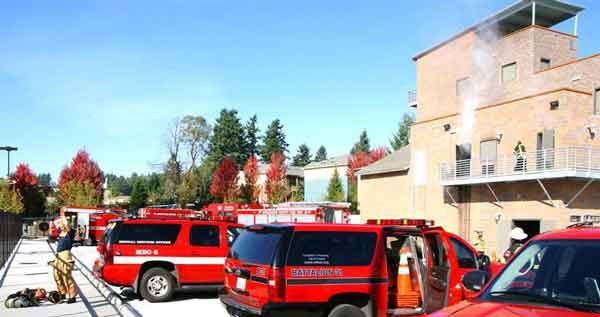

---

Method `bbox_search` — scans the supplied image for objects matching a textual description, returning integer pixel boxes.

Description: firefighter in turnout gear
[51,216,77,304]
[514,141,527,171]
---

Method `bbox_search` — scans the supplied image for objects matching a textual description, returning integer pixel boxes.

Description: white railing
[440,147,600,184]
[408,89,417,107]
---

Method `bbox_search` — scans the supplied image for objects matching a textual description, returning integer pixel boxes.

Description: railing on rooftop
[439,147,600,185]
[408,89,417,107]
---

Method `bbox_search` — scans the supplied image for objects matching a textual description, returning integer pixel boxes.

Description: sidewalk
[0,238,121,317]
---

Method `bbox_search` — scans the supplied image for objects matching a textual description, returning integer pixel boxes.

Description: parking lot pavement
[0,238,121,317]
[72,246,230,317]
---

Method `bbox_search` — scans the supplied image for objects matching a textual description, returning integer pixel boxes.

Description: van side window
[287,232,377,266]
[426,234,450,268]
[116,224,180,245]
[449,237,477,269]
[190,225,220,247]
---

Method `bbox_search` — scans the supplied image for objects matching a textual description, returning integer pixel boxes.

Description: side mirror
[478,253,491,270]
[462,270,490,293]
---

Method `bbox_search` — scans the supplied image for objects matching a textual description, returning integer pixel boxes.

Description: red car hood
[432,300,598,317]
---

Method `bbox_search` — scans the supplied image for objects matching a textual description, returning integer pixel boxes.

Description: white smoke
[458,24,502,145]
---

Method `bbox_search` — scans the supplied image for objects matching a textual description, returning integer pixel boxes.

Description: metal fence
[1,212,22,269]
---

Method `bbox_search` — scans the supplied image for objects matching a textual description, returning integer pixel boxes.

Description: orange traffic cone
[395,247,421,308]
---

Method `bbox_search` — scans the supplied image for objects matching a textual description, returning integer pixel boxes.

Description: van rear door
[224,225,290,310]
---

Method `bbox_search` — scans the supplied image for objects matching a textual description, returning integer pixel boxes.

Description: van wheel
[139,268,175,302]
[328,304,366,317]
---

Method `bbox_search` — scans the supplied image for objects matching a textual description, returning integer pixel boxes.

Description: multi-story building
[359,0,600,260]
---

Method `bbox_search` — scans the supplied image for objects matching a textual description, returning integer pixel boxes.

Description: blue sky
[1,0,599,180]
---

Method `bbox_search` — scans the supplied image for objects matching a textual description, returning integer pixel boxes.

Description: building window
[540,58,551,71]
[502,62,517,83]
[456,77,470,97]
[480,139,497,175]
[595,88,600,115]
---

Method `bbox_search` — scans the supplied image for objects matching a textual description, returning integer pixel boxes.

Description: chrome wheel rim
[147,275,169,297]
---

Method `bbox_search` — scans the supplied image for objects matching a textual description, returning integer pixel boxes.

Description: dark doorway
[455,144,472,177]
[513,220,540,243]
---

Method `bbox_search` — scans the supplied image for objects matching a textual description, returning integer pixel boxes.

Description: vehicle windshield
[482,239,600,313]
[229,229,284,265]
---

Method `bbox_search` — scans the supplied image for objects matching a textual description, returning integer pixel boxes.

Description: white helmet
[510,227,528,241]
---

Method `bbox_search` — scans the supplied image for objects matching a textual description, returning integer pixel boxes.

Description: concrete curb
[47,241,142,317]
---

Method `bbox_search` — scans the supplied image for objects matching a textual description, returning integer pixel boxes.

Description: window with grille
[595,88,600,115]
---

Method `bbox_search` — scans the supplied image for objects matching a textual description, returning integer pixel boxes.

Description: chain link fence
[1,212,22,269]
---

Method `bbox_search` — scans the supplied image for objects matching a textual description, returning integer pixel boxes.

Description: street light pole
[0,146,18,178]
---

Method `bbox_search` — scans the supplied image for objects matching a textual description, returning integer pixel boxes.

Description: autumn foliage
[347,147,389,182]
[58,150,105,207]
[241,155,260,203]
[265,152,288,204]
[210,156,239,203]
[13,163,46,216]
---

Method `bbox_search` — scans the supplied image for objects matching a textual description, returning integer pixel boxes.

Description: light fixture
[443,123,451,132]
[550,100,559,110]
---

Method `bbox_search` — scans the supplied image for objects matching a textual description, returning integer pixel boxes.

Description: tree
[390,113,414,150]
[163,154,182,202]
[60,180,103,207]
[0,180,24,213]
[315,146,327,162]
[241,155,260,203]
[207,109,246,166]
[210,157,239,203]
[129,179,148,210]
[13,163,45,216]
[292,144,311,167]
[58,150,104,207]
[265,152,289,204]
[260,119,288,163]
[181,115,211,168]
[244,115,260,159]
[326,169,345,202]
[351,130,371,154]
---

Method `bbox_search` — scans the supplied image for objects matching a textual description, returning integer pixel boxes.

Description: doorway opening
[512,220,540,243]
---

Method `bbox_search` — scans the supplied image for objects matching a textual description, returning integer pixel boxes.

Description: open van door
[423,231,452,313]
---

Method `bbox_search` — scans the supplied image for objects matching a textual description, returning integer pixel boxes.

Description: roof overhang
[413,0,584,61]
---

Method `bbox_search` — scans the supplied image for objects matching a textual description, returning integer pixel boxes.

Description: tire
[139,267,176,302]
[328,304,366,317]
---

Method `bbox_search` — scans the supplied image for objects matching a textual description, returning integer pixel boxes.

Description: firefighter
[51,217,77,303]
[514,141,527,171]
[503,227,528,262]
[473,229,486,255]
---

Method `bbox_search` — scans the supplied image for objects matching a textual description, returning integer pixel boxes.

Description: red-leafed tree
[265,152,289,204]
[241,155,260,203]
[13,163,45,216]
[346,147,389,182]
[58,150,105,207]
[210,156,239,203]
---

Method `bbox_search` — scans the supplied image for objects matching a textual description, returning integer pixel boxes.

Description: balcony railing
[408,89,417,107]
[439,147,600,185]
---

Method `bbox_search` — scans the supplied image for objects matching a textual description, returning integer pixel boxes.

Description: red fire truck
[204,202,351,225]
[89,208,126,244]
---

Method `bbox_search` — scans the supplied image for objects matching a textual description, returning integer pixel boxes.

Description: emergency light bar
[367,219,434,227]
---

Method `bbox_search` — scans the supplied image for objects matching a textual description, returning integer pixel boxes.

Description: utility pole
[0,146,18,178]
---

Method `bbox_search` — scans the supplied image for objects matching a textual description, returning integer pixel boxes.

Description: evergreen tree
[325,168,345,202]
[260,119,289,163]
[292,144,311,167]
[315,146,327,162]
[390,113,414,150]
[129,179,148,211]
[244,115,260,159]
[351,130,371,154]
[207,109,246,166]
